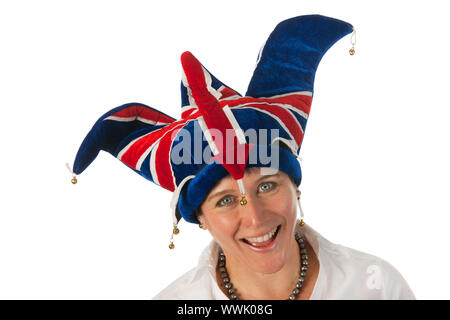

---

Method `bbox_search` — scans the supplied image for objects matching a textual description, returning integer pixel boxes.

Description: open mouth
[241,224,281,248]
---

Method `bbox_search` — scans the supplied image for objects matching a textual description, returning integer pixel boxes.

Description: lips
[241,225,281,248]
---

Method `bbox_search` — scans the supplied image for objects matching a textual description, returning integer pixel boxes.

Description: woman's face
[198,167,299,274]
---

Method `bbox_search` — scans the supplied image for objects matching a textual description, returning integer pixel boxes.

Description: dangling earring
[169,224,180,250]
[297,190,305,227]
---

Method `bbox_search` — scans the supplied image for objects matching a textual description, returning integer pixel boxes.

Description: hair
[195,207,203,219]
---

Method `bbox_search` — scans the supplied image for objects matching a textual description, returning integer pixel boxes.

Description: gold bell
[66,163,77,184]
[299,219,305,227]
[240,196,247,206]
[349,29,356,56]
[169,225,179,249]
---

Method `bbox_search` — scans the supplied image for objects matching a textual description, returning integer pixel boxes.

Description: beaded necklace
[218,232,308,300]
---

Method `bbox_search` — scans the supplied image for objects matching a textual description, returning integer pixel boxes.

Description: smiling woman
[153,166,413,300]
[196,167,320,300]
[70,14,415,300]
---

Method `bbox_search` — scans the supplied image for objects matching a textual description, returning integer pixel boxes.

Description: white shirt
[153,223,415,300]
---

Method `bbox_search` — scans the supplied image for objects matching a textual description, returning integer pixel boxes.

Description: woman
[69,15,415,299]
[153,165,414,300]
[180,167,320,300]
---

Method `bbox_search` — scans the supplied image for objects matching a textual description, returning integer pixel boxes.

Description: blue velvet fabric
[73,103,174,176]
[246,15,353,98]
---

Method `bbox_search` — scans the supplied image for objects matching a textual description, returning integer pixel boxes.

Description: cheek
[274,192,297,219]
[204,211,240,241]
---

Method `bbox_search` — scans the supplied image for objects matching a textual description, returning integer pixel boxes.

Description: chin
[253,255,287,275]
[244,243,291,275]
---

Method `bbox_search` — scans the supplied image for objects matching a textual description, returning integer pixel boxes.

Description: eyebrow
[205,172,281,203]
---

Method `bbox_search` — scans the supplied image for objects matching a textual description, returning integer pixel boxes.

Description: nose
[239,193,269,229]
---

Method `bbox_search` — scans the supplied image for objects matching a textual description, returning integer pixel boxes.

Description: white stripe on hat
[230,101,309,123]
[237,178,246,195]
[254,91,313,99]
[170,174,196,224]
[149,140,161,186]
[222,105,246,145]
[236,106,300,152]
[181,69,197,108]
[135,124,179,171]
[135,119,199,171]
[168,128,181,190]
[197,116,220,155]
[104,115,172,125]
[117,132,152,161]
[180,105,197,114]
[202,66,222,100]
[220,95,242,101]
[253,39,267,71]
[271,137,298,154]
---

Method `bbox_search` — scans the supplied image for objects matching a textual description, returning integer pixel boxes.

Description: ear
[195,209,207,228]
[198,218,208,230]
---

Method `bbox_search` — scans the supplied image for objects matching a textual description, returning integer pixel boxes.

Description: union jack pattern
[71,15,353,223]
[105,59,312,192]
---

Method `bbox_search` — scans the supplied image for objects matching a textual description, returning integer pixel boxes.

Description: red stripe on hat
[181,51,249,180]
[154,127,182,191]
[222,93,312,116]
[264,94,312,115]
[110,105,176,123]
[120,111,200,169]
[219,87,240,99]
[181,108,197,119]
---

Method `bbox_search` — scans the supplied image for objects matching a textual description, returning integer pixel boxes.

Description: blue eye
[217,196,234,207]
[215,182,276,207]
[259,182,275,192]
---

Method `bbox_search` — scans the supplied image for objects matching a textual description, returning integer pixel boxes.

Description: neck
[220,235,301,300]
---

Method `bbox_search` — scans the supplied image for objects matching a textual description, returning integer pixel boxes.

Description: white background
[1,0,449,299]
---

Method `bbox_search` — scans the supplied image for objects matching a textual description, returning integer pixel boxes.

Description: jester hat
[71,15,354,226]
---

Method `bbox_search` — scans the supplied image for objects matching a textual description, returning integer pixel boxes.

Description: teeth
[245,226,278,243]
